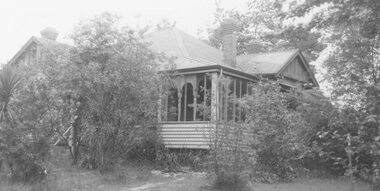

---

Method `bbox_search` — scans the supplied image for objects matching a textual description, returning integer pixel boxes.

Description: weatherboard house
[8,21,318,149]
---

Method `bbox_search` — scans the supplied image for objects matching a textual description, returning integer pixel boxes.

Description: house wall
[13,43,38,66]
[281,56,311,83]
[159,72,256,149]
[159,122,214,149]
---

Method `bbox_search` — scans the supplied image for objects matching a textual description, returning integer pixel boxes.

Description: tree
[206,0,324,64]
[285,0,380,186]
[1,13,167,170]
[68,12,165,168]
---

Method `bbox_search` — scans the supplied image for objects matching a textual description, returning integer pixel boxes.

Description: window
[219,76,251,122]
[163,73,253,122]
[180,83,194,121]
[167,88,178,121]
[164,73,211,122]
[196,74,211,121]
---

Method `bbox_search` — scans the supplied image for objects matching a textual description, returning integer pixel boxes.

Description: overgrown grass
[253,178,374,191]
[0,148,375,191]
[0,162,156,191]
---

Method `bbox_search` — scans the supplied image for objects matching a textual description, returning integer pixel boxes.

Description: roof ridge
[240,49,299,57]
[172,29,190,58]
[34,36,72,47]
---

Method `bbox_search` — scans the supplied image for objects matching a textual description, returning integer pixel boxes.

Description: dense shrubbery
[156,149,207,172]
[1,13,167,182]
[208,80,380,189]
[210,81,309,188]
[0,122,50,183]
[124,130,164,163]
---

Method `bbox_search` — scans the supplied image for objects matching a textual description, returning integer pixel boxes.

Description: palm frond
[0,65,22,121]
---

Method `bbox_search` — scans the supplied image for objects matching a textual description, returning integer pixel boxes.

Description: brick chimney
[221,18,238,67]
[40,27,59,41]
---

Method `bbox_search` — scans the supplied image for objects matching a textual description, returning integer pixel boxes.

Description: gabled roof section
[236,50,298,74]
[237,50,319,87]
[8,36,71,65]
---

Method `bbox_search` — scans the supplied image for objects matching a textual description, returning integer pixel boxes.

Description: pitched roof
[148,28,318,86]
[8,36,71,65]
[34,36,72,50]
[146,28,232,70]
[236,50,298,74]
[148,29,300,75]
[9,28,318,86]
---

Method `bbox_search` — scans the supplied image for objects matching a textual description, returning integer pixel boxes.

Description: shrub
[155,148,207,172]
[125,132,165,163]
[4,137,50,183]
[213,172,250,191]
[211,81,309,183]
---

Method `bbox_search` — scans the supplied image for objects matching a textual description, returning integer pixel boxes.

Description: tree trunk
[71,121,79,165]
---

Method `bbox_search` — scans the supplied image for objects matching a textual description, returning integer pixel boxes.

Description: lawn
[0,149,375,191]
[1,165,374,191]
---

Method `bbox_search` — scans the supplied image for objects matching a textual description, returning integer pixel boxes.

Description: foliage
[292,86,380,189]
[0,65,52,183]
[210,80,309,184]
[207,0,324,63]
[284,0,380,187]
[213,172,250,191]
[155,148,207,172]
[67,12,168,168]
[2,12,168,177]
[118,128,166,164]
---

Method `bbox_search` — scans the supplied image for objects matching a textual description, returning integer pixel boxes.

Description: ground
[0,148,375,191]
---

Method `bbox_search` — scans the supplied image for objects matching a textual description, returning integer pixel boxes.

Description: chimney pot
[40,27,59,41]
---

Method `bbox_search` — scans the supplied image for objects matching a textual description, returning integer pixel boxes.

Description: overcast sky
[0,0,248,64]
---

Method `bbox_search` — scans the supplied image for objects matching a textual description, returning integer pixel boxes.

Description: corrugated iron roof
[236,50,298,74]
[10,28,305,78]
[147,28,299,75]
[147,28,233,71]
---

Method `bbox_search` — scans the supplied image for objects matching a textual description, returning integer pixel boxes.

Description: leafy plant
[209,80,309,187]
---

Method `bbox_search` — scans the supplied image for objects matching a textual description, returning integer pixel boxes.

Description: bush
[7,152,47,183]
[213,172,250,191]
[4,138,50,183]
[126,133,165,163]
[210,81,309,183]
[156,148,207,172]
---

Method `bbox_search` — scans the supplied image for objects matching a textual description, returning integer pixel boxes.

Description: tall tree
[207,0,324,64]
[286,0,380,104]
[287,0,380,185]
[69,12,165,167]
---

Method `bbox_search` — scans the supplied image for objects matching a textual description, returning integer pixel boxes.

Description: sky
[0,0,249,64]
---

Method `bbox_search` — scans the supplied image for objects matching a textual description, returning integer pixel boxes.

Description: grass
[1,166,374,191]
[253,178,373,191]
[0,148,375,191]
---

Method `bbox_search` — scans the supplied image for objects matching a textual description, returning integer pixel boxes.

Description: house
[8,20,319,149]
[148,20,318,149]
